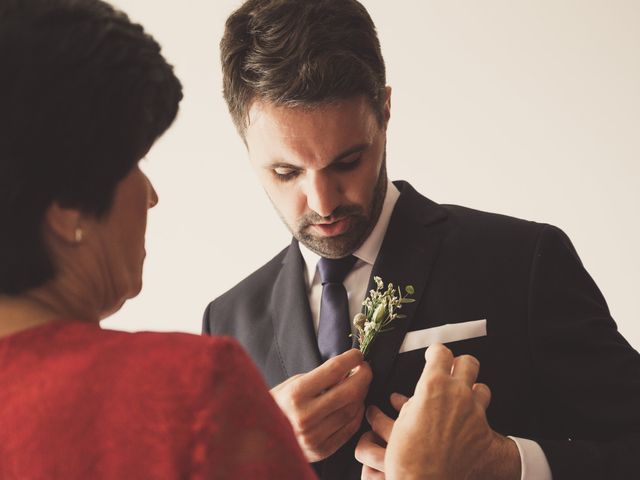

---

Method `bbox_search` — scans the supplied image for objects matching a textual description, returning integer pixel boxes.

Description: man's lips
[310,217,350,237]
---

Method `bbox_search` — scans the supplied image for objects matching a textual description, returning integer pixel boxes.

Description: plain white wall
[104,1,640,348]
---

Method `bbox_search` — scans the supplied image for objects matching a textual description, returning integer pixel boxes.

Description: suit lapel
[365,181,449,404]
[271,239,322,377]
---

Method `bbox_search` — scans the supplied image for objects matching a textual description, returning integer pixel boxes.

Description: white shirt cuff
[508,436,553,480]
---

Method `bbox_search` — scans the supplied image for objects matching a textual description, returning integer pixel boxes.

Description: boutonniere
[353,276,415,358]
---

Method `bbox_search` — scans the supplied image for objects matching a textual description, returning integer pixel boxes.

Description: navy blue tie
[317,255,358,362]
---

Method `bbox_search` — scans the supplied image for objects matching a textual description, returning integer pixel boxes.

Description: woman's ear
[44,202,83,244]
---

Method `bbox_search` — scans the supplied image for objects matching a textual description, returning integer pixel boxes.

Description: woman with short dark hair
[0,1,316,478]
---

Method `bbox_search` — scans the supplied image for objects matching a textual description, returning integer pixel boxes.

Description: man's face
[245,92,391,259]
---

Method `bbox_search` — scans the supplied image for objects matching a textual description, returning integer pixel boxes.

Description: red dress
[0,321,316,479]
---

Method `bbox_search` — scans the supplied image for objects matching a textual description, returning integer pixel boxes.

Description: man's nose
[304,172,341,218]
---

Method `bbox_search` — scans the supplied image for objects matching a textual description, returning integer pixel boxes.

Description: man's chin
[293,212,374,258]
[297,231,361,259]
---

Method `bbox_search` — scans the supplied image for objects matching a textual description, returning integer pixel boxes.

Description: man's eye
[273,167,299,181]
[334,157,362,171]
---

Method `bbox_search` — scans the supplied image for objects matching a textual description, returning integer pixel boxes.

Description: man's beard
[292,159,388,259]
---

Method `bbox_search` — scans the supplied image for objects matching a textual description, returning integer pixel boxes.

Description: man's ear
[44,202,82,244]
[383,85,392,128]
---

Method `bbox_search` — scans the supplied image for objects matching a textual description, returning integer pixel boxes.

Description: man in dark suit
[203,0,640,478]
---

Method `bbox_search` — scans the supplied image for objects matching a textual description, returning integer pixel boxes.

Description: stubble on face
[281,157,388,259]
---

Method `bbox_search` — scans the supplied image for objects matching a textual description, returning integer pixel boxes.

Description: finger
[389,393,409,412]
[423,343,454,375]
[351,362,372,379]
[303,401,362,442]
[355,431,386,472]
[366,406,394,443]
[451,354,480,387]
[414,343,454,397]
[290,363,371,436]
[361,465,385,480]
[271,373,303,392]
[320,403,366,457]
[309,359,372,418]
[298,349,364,396]
[472,383,492,410]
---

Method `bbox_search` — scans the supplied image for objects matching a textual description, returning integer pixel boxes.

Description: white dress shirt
[299,180,552,480]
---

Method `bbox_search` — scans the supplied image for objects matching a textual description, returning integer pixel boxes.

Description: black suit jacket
[203,181,640,479]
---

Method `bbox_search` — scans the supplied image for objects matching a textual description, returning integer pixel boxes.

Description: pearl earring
[74,228,83,243]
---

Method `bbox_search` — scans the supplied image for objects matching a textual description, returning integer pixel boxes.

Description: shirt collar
[299,180,401,285]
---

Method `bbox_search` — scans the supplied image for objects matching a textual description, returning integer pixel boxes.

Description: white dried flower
[352,276,415,357]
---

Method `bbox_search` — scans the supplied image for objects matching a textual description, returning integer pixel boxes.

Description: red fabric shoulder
[0,321,315,479]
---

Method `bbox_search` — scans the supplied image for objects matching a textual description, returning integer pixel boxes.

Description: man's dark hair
[0,0,183,295]
[220,0,386,138]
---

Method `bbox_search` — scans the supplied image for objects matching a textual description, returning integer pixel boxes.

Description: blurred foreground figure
[0,1,315,478]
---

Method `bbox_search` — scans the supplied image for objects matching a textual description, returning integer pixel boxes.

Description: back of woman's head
[0,0,183,294]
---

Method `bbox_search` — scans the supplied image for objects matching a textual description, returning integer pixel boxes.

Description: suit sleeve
[527,225,640,479]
